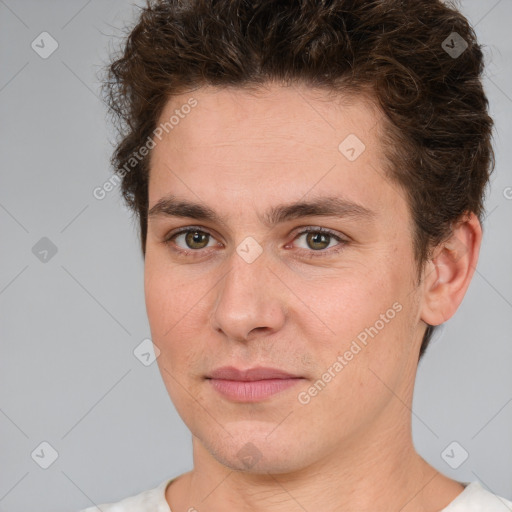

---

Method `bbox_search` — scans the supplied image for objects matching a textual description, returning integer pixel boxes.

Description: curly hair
[103,0,494,360]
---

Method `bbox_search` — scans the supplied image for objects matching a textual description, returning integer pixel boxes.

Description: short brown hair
[104,0,494,359]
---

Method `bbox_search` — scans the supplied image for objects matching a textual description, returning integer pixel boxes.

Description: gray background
[0,1,511,511]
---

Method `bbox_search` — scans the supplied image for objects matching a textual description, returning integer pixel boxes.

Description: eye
[290,227,347,257]
[163,226,348,258]
[164,227,219,254]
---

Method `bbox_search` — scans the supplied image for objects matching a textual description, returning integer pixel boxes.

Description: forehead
[155,84,380,151]
[148,84,405,224]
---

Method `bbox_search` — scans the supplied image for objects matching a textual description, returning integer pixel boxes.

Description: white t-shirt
[79,478,512,512]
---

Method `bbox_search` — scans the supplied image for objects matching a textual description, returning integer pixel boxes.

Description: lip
[207,366,300,381]
[206,366,304,403]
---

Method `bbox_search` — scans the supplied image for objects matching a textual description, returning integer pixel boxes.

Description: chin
[199,423,314,475]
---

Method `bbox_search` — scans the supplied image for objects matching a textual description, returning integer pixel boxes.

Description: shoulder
[77,478,174,512]
[443,481,512,511]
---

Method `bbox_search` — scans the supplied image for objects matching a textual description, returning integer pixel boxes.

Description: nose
[209,244,287,343]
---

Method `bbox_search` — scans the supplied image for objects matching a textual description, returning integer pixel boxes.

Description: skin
[144,83,481,512]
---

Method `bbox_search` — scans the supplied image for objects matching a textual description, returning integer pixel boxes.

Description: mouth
[205,366,304,402]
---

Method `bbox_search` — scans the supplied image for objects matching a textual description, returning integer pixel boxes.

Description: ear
[420,211,482,326]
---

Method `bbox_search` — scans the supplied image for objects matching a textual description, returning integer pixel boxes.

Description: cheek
[144,254,199,336]
[144,259,210,373]
[307,262,411,378]
[309,303,411,423]
[309,263,401,337]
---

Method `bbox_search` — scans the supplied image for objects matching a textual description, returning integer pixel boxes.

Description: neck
[167,410,464,512]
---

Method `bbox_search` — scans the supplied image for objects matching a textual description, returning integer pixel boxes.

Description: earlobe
[420,212,482,327]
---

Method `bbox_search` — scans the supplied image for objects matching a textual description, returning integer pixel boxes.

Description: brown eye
[305,232,331,250]
[184,230,210,249]
[289,227,348,258]
[165,228,217,253]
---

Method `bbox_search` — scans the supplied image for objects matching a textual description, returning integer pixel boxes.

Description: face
[144,84,426,474]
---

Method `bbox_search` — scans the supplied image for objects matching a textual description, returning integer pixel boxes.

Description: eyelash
[163,226,348,259]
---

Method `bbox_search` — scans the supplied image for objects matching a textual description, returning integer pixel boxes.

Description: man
[82,0,511,510]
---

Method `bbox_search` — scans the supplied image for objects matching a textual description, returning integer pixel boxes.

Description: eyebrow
[148,194,376,227]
